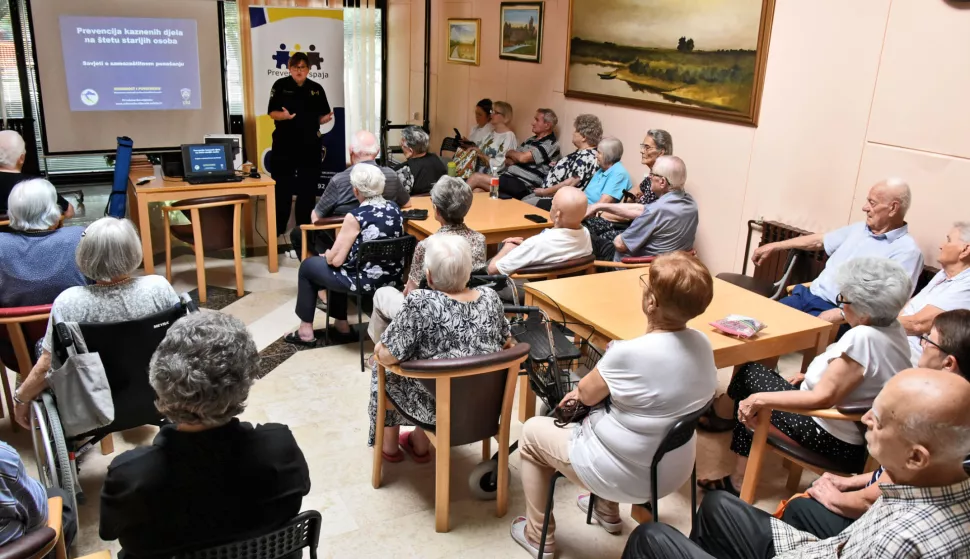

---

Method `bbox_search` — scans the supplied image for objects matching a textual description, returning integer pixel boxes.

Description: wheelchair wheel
[29,393,76,509]
[468,459,509,501]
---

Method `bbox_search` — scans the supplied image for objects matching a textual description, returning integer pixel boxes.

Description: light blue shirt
[616,190,698,261]
[584,162,632,205]
[902,267,970,364]
[810,222,924,304]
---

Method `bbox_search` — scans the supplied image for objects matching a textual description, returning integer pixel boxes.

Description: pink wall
[387,0,970,273]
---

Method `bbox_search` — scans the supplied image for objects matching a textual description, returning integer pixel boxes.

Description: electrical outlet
[412,111,422,120]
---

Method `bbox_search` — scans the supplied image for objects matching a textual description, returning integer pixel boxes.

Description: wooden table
[405,192,551,244]
[519,269,836,420]
[127,169,279,274]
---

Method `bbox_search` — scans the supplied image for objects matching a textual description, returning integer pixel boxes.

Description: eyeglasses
[836,293,852,306]
[640,144,656,152]
[649,173,667,182]
[639,274,650,291]
[291,65,309,71]
[920,334,947,353]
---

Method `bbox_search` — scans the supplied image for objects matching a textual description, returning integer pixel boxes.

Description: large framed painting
[565,0,776,126]
[500,2,544,63]
[447,18,481,66]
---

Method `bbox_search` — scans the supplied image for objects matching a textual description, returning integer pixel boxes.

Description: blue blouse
[0,227,88,308]
[335,198,404,293]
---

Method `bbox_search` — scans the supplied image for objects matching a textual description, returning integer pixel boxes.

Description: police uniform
[267,75,331,236]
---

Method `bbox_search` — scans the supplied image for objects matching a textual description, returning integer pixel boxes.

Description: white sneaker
[510,516,553,559]
[286,249,298,259]
[576,494,623,534]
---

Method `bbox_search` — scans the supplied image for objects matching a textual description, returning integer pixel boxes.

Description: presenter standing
[268,51,334,241]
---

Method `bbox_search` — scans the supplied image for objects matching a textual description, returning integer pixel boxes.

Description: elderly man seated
[488,186,591,301]
[752,178,923,322]
[291,130,409,259]
[397,126,447,196]
[621,368,970,559]
[0,441,76,548]
[899,222,970,365]
[0,130,73,219]
[469,109,561,200]
[592,155,697,262]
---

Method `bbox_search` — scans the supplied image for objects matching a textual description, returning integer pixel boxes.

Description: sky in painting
[450,22,477,44]
[504,8,539,26]
[571,0,763,51]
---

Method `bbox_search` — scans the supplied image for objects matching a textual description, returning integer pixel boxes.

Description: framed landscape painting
[565,0,776,126]
[500,2,544,63]
[447,18,481,66]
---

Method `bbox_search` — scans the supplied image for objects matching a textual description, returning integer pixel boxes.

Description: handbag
[45,321,115,437]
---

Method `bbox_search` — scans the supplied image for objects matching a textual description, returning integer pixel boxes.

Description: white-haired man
[899,222,970,364]
[292,130,408,258]
[0,130,73,219]
[752,179,923,323]
[621,368,970,559]
[606,155,697,262]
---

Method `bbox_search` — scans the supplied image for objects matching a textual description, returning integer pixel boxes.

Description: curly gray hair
[573,114,603,147]
[430,176,473,225]
[401,126,430,155]
[836,257,912,327]
[149,310,259,426]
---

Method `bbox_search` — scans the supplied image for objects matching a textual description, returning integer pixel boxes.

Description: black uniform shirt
[267,76,331,158]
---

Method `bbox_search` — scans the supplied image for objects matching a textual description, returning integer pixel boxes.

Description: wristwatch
[839,309,847,322]
[12,390,24,406]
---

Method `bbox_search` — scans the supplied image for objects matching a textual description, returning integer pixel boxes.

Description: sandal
[698,405,736,433]
[399,430,432,464]
[697,475,740,497]
[381,448,404,463]
[283,332,317,347]
[510,516,553,559]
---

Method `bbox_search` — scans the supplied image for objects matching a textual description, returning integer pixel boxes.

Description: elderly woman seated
[510,252,718,558]
[12,217,180,429]
[522,114,603,209]
[397,126,447,196]
[286,163,404,345]
[580,137,632,206]
[0,178,86,308]
[697,256,914,497]
[99,311,310,558]
[368,234,510,462]
[368,176,486,344]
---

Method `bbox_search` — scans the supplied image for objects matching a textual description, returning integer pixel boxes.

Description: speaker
[160,151,184,179]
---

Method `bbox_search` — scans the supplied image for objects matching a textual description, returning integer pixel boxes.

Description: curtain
[345,0,382,147]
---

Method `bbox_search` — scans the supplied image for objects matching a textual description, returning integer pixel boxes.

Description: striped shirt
[504,133,561,191]
[771,477,970,558]
[0,442,48,545]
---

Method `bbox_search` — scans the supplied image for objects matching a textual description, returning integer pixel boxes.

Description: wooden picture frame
[499,2,544,63]
[564,0,776,126]
[446,18,481,66]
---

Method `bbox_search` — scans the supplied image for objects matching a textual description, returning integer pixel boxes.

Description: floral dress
[367,287,511,445]
[583,175,655,242]
[544,148,599,191]
[334,198,404,293]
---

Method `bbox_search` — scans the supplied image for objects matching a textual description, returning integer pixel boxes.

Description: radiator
[751,221,826,286]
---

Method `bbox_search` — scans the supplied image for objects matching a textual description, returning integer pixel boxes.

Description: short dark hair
[288,52,309,68]
[934,309,970,378]
[476,98,493,115]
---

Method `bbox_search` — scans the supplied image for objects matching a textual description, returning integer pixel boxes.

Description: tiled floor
[1,252,811,559]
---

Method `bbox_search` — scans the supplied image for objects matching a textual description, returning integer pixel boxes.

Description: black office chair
[535,398,714,558]
[325,235,417,371]
[175,510,322,559]
[717,248,803,300]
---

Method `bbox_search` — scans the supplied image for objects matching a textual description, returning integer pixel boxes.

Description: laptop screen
[181,144,231,177]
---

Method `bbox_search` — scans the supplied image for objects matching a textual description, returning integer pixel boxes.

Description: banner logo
[272,43,322,70]
[180,88,192,106]
[80,88,99,106]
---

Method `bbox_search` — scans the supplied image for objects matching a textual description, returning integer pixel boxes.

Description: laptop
[180,143,243,185]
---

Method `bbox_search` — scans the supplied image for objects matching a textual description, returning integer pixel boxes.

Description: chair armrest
[381,344,531,379]
[620,256,657,264]
[302,216,345,230]
[0,305,53,320]
[512,254,596,278]
[593,260,650,269]
[835,402,871,417]
[0,527,57,559]
[769,405,864,422]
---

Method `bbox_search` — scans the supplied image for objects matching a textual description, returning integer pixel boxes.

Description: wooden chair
[0,212,8,228]
[0,304,52,432]
[298,216,344,261]
[372,344,531,533]
[511,254,597,281]
[594,248,697,270]
[162,195,250,304]
[739,402,877,503]
[0,496,67,559]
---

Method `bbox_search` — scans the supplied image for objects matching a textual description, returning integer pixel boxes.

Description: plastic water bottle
[447,161,457,177]
[489,177,500,199]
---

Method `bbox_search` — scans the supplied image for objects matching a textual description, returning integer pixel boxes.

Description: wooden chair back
[0,304,52,431]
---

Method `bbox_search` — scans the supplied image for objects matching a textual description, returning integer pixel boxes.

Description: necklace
[94,276,132,288]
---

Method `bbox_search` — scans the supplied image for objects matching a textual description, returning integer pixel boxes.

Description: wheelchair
[30,294,197,514]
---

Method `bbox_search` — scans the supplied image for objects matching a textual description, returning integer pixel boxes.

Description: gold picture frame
[564,0,775,126]
[500,2,544,63]
[447,18,482,66]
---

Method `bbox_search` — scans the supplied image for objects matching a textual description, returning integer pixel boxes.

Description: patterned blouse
[407,224,487,285]
[334,198,404,294]
[637,176,658,205]
[544,148,599,190]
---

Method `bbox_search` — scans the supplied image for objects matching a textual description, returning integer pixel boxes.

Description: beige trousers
[367,286,406,344]
[520,416,619,549]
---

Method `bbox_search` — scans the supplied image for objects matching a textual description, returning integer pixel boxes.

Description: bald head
[0,130,26,170]
[865,368,970,483]
[550,186,588,229]
[864,178,910,232]
[350,130,380,160]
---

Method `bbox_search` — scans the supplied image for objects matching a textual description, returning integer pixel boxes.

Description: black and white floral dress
[334,198,404,294]
[543,147,599,190]
[367,287,511,445]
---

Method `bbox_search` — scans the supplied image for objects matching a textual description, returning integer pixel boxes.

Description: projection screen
[29,0,227,154]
